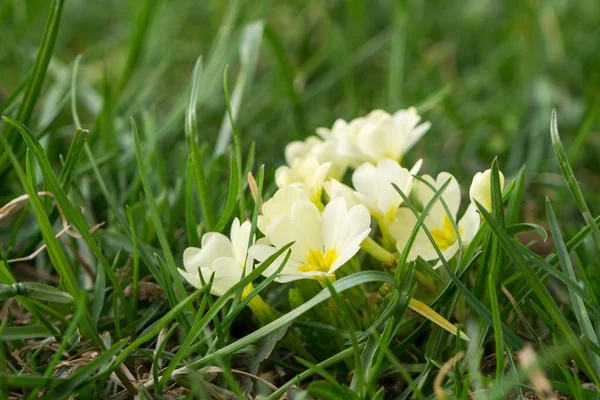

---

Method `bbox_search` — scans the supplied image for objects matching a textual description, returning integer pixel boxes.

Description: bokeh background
[1,0,598,235]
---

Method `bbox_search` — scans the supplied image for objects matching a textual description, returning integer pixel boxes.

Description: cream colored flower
[469,169,505,212]
[285,136,348,180]
[323,179,360,208]
[389,173,480,264]
[275,156,331,205]
[179,218,253,296]
[352,158,422,223]
[258,185,310,234]
[317,108,430,166]
[354,108,431,163]
[249,197,371,282]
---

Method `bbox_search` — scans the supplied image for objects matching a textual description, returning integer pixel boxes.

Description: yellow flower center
[430,216,461,251]
[299,249,339,273]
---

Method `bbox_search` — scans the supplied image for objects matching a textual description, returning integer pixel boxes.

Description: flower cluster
[180,107,504,295]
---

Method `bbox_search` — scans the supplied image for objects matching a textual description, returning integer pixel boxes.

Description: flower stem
[244,287,280,325]
[242,285,315,361]
[361,237,397,266]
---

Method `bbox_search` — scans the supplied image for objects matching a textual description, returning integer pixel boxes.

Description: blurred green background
[1,0,598,232]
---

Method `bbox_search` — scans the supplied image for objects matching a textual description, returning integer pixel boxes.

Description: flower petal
[183,232,235,273]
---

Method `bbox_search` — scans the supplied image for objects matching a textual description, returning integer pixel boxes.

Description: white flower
[275,156,331,205]
[317,108,430,166]
[323,179,360,208]
[258,185,310,234]
[317,118,367,168]
[179,218,253,296]
[469,169,505,212]
[285,136,348,180]
[352,158,422,223]
[354,108,431,163]
[249,197,371,282]
[389,173,480,264]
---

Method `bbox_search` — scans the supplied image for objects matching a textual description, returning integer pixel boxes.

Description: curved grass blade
[1,0,65,154]
[550,109,600,248]
[3,117,133,323]
[186,56,215,230]
[185,271,397,371]
[131,117,188,304]
[214,153,240,233]
[393,183,524,349]
[0,74,29,115]
[118,0,158,93]
[546,198,600,377]
[477,201,598,384]
[215,21,265,155]
[160,243,294,385]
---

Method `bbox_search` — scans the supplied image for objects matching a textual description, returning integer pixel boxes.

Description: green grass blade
[0,132,97,341]
[186,271,396,371]
[110,289,204,372]
[550,109,600,248]
[223,65,246,220]
[186,56,215,230]
[160,242,295,385]
[215,21,265,155]
[214,153,240,233]
[476,201,598,384]
[546,198,600,376]
[0,74,28,115]
[118,0,158,93]
[131,117,188,303]
[185,155,201,247]
[393,181,523,349]
[1,0,65,157]
[0,325,52,341]
[506,166,525,226]
[3,116,134,323]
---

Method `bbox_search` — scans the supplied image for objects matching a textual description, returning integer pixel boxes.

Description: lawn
[1,0,599,399]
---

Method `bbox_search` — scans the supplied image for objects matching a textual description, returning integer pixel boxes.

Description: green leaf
[505,223,548,240]
[15,282,74,304]
[0,325,52,341]
[0,373,65,389]
[0,261,60,339]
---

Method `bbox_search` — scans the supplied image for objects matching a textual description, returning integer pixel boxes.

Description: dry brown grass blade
[7,222,105,264]
[433,351,465,399]
[518,345,558,400]
[248,172,263,212]
[0,191,78,235]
